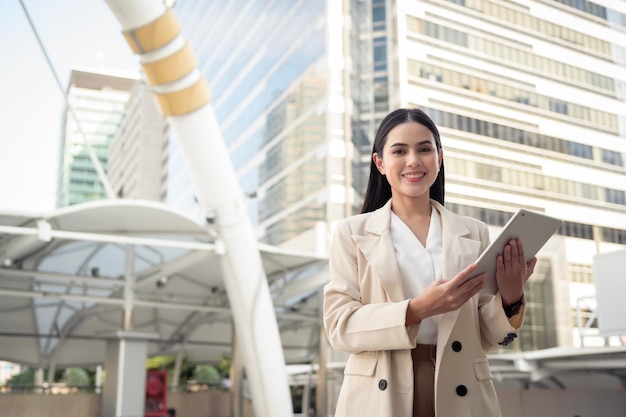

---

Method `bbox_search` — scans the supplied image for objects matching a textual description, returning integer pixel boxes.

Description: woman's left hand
[495,239,536,306]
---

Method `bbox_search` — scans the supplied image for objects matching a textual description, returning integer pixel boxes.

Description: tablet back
[474,209,563,294]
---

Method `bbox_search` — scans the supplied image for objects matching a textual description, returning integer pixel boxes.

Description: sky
[0,0,139,213]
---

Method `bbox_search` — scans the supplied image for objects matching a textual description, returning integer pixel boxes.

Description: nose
[407,151,421,167]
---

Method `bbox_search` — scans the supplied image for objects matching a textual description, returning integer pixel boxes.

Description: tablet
[469,209,563,294]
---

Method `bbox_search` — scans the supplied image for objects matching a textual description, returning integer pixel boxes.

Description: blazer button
[378,379,388,391]
[456,385,468,396]
[452,341,462,352]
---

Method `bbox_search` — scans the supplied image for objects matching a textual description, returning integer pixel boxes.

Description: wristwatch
[503,295,524,318]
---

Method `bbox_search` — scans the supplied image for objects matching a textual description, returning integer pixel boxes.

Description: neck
[390,195,432,220]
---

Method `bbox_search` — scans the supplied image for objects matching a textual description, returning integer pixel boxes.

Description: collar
[364,199,472,239]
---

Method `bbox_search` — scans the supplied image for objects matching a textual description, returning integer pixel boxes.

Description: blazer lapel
[434,202,483,347]
[352,200,407,302]
[351,200,484,344]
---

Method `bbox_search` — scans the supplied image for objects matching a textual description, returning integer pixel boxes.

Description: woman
[323,108,535,417]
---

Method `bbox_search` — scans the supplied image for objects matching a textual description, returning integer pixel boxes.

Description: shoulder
[434,202,488,238]
[457,212,487,232]
[334,211,374,237]
[334,200,392,237]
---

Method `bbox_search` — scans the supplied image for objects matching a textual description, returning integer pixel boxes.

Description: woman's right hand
[406,263,486,325]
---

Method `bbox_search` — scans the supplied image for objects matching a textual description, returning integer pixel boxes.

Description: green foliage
[217,356,231,378]
[3,354,233,392]
[146,355,177,370]
[63,368,91,387]
[192,364,221,386]
[5,368,35,387]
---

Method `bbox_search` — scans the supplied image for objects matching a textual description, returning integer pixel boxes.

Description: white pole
[102,2,294,416]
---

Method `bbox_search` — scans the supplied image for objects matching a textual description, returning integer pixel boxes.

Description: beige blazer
[323,200,524,417]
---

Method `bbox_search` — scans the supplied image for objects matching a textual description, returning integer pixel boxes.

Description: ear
[373,153,385,175]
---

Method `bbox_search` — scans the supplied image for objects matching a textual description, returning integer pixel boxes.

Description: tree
[5,368,36,388]
[216,356,231,378]
[192,365,221,387]
[63,368,90,388]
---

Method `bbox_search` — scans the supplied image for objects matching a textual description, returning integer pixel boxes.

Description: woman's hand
[496,239,536,306]
[406,263,486,325]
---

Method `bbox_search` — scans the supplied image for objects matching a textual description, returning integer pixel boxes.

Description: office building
[57,68,138,207]
[108,80,170,201]
[171,0,626,352]
[387,0,626,351]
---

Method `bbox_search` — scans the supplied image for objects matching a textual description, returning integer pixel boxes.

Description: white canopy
[0,199,328,369]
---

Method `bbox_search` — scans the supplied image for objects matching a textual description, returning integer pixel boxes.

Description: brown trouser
[412,344,436,417]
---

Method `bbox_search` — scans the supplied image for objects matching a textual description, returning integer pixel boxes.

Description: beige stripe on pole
[154,78,210,116]
[141,42,198,85]
[122,8,180,54]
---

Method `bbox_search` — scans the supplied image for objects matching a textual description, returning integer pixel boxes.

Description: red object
[145,370,167,417]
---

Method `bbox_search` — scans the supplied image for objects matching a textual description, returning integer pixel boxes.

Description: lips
[403,172,425,179]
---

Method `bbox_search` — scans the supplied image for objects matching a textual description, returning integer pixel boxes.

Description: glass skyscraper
[171,1,345,247]
[171,0,626,353]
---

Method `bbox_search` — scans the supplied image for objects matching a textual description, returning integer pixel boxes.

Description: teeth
[404,173,424,179]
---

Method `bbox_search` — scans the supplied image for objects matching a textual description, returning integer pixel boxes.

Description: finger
[515,239,526,266]
[466,273,485,291]
[510,240,520,264]
[525,257,537,279]
[450,263,478,284]
[496,254,505,276]
[460,275,485,300]
[459,272,486,290]
[503,244,512,269]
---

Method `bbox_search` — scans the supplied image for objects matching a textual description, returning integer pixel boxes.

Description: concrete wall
[498,389,626,417]
[0,391,252,417]
[1,389,624,417]
[0,393,101,417]
[167,391,253,417]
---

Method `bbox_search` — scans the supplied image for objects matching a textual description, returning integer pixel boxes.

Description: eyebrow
[389,140,434,148]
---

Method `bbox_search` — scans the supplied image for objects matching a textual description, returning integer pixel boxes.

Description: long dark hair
[360,108,445,213]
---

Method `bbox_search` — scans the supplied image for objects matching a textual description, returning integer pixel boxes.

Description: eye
[392,148,406,154]
[419,147,433,153]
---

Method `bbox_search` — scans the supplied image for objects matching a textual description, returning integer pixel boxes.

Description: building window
[570,263,594,284]
[373,0,386,31]
[408,61,616,129]
[561,221,594,239]
[373,40,388,72]
[601,149,625,167]
[419,107,623,168]
[549,99,569,115]
[605,188,626,205]
[602,227,626,244]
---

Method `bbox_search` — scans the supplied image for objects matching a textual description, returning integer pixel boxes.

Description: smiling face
[373,121,443,205]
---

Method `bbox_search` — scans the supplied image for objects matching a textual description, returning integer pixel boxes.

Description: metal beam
[135,249,209,289]
[0,284,320,325]
[0,225,215,251]
[0,287,229,314]
[0,267,124,287]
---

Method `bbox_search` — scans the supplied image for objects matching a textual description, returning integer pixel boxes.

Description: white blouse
[390,205,443,345]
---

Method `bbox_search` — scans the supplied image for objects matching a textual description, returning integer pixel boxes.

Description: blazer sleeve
[475,222,526,352]
[323,220,419,354]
